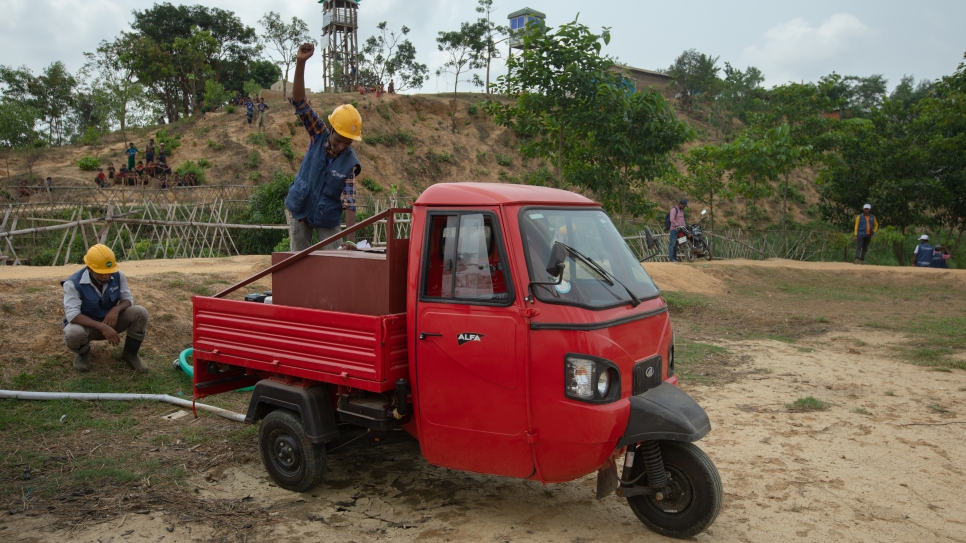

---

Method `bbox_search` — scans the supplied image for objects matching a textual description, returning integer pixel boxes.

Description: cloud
[742,13,874,86]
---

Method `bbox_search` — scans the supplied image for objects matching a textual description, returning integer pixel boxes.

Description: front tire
[626,441,722,539]
[258,409,326,492]
[701,241,713,261]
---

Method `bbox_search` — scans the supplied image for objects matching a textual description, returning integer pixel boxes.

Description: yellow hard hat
[328,104,363,142]
[84,244,119,274]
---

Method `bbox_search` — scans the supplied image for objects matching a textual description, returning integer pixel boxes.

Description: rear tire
[685,243,695,263]
[626,441,722,539]
[702,241,713,261]
[258,409,326,492]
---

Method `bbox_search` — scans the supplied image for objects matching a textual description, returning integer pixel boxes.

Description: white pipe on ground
[0,390,247,423]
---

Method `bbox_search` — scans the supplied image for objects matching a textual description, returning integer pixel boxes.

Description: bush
[245,132,267,147]
[247,150,261,169]
[79,126,104,146]
[360,177,383,192]
[197,158,212,169]
[175,161,207,184]
[207,139,223,151]
[476,151,487,164]
[225,105,237,114]
[155,129,182,157]
[496,154,512,166]
[273,237,291,252]
[237,168,293,254]
[468,103,479,116]
[279,139,295,160]
[248,171,261,181]
[77,156,100,171]
[521,167,554,186]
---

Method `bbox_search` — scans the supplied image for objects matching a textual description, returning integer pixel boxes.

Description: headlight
[597,370,610,397]
[565,355,620,403]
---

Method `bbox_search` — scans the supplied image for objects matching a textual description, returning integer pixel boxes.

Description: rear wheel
[685,243,695,263]
[626,441,722,539]
[702,241,713,261]
[258,409,326,492]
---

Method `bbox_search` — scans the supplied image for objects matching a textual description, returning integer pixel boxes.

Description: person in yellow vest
[853,203,879,265]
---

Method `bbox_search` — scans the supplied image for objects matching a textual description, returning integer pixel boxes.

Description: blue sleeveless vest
[915,243,934,267]
[284,127,361,229]
[856,214,875,238]
[65,268,122,323]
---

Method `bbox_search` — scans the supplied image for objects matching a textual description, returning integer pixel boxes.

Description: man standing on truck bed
[284,42,362,251]
[62,244,150,373]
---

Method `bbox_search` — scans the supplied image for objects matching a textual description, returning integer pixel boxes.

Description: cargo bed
[192,296,408,396]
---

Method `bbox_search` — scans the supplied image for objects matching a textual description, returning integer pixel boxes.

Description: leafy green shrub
[360,177,383,192]
[468,103,479,116]
[175,161,206,184]
[521,167,554,186]
[248,171,261,181]
[207,139,223,151]
[245,132,267,147]
[225,105,237,114]
[427,150,454,164]
[363,135,385,146]
[247,150,261,169]
[351,99,359,108]
[476,151,487,164]
[273,237,291,252]
[197,158,212,169]
[237,168,293,254]
[155,129,182,157]
[496,154,512,167]
[785,397,831,412]
[79,127,104,146]
[377,103,392,121]
[275,136,295,160]
[77,156,100,171]
[363,130,414,147]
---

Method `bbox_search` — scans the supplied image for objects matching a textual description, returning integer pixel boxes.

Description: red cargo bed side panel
[193,297,408,392]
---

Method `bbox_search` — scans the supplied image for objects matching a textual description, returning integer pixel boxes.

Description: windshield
[520,208,661,309]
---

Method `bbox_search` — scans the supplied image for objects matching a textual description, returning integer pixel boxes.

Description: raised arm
[292,43,313,104]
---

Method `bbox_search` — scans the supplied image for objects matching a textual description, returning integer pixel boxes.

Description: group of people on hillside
[234,96,269,130]
[92,139,196,189]
[358,79,395,97]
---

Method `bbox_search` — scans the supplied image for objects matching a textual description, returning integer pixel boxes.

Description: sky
[1,0,964,93]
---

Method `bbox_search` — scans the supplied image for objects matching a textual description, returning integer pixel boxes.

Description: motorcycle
[673,210,712,262]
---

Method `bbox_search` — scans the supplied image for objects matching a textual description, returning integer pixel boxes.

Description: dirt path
[3,258,965,542]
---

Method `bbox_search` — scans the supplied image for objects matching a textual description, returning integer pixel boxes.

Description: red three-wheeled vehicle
[192,183,722,538]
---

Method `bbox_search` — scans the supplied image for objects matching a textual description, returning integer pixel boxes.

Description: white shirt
[63,269,134,324]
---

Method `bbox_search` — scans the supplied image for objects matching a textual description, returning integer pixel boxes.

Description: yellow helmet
[84,244,119,274]
[328,104,363,142]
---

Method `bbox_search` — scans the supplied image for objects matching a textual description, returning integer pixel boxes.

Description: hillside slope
[1,92,818,228]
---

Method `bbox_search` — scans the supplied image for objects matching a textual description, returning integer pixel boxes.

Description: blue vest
[915,243,934,267]
[65,268,122,323]
[930,251,948,268]
[284,127,361,229]
[856,214,875,238]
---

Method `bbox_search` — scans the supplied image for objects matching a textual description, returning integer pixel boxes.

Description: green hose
[178,347,254,392]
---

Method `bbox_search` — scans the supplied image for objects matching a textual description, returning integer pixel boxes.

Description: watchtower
[321,0,360,92]
[507,7,546,53]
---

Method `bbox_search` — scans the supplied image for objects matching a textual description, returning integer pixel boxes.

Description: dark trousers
[855,236,871,261]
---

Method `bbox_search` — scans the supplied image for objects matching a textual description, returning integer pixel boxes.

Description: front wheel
[701,241,713,261]
[258,409,326,492]
[626,441,722,539]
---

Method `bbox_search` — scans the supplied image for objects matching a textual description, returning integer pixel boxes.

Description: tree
[489,20,692,220]
[259,12,315,98]
[436,22,486,131]
[0,62,77,145]
[246,60,282,90]
[243,79,262,100]
[475,0,507,94]
[172,27,218,115]
[710,62,765,137]
[80,35,150,135]
[361,22,429,92]
[681,145,729,233]
[0,99,41,178]
[666,49,721,114]
[890,75,933,107]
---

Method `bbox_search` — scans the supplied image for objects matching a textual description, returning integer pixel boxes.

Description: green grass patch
[785,396,831,412]
[673,340,729,384]
[767,334,797,343]
[662,291,710,313]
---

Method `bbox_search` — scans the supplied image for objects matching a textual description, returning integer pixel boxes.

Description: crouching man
[63,244,149,373]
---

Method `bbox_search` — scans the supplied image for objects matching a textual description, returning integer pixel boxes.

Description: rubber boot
[121,335,149,373]
[71,343,91,372]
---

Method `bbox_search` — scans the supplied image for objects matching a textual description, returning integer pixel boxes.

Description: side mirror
[701,209,707,216]
[644,226,656,250]
[546,242,567,277]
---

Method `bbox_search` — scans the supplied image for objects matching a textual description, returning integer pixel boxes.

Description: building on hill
[608,64,672,95]
[270,80,310,94]
[507,7,546,52]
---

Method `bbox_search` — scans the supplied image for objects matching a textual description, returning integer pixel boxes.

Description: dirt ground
[1,258,965,542]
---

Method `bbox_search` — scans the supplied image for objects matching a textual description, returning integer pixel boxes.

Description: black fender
[616,383,711,448]
[245,380,339,444]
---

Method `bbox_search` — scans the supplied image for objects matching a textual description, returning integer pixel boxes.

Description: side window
[422,213,511,303]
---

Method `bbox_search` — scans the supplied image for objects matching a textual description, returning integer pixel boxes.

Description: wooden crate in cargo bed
[271,246,407,316]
